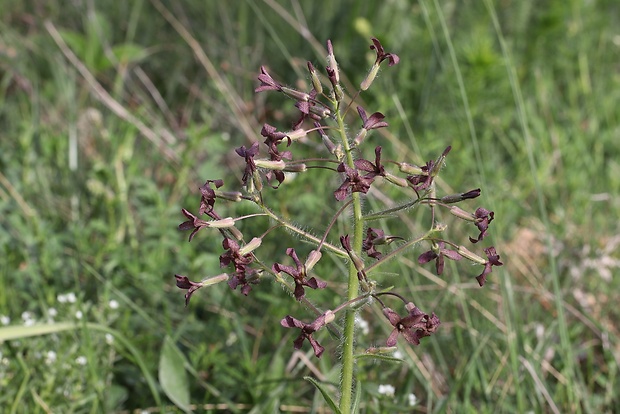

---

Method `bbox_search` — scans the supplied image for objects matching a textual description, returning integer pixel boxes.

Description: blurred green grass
[1,0,619,412]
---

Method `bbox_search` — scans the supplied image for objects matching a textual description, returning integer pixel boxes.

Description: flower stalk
[174,37,503,412]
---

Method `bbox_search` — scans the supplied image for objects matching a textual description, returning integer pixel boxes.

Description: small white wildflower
[66,292,77,303]
[21,311,33,322]
[355,316,369,335]
[378,384,395,397]
[408,393,418,406]
[75,356,87,365]
[75,310,83,320]
[393,350,404,359]
[45,351,57,365]
[108,299,119,310]
[57,294,67,303]
[48,308,58,318]
[0,315,10,325]
[105,333,114,345]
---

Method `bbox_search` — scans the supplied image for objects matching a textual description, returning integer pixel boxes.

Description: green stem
[337,106,363,414]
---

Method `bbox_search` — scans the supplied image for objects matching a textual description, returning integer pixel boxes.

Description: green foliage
[0,0,619,412]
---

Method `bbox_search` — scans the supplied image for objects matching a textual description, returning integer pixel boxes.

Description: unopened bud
[255,159,286,170]
[353,129,367,146]
[286,129,307,141]
[239,237,262,256]
[457,246,486,264]
[251,171,263,192]
[324,310,335,324]
[229,227,244,241]
[385,172,409,187]
[283,163,307,173]
[309,104,331,119]
[304,250,322,272]
[206,217,236,228]
[449,206,476,221]
[333,84,344,102]
[281,86,310,102]
[397,162,424,175]
[326,40,340,84]
[216,191,243,202]
[307,61,323,94]
[431,146,452,176]
[360,63,380,91]
[201,273,229,287]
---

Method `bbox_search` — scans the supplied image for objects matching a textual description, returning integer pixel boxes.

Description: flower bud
[239,237,262,256]
[229,226,244,241]
[216,191,243,202]
[201,273,229,287]
[431,146,451,176]
[449,206,476,221]
[326,40,340,84]
[323,310,335,324]
[397,162,424,175]
[307,61,323,95]
[286,129,307,141]
[254,159,286,170]
[457,245,486,264]
[353,129,367,146]
[304,250,322,272]
[385,172,409,187]
[281,86,310,102]
[283,163,307,173]
[360,63,380,91]
[206,217,236,228]
[441,189,480,204]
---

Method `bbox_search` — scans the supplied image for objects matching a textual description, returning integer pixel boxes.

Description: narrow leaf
[304,376,342,414]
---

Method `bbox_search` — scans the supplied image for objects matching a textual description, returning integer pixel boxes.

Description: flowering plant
[175,38,502,412]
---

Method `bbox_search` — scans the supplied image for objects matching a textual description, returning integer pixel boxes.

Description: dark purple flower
[406,159,434,192]
[220,238,253,273]
[362,228,385,260]
[361,227,402,260]
[198,179,224,218]
[228,268,259,296]
[174,275,203,306]
[281,311,332,357]
[383,303,440,347]
[370,37,400,67]
[355,146,387,180]
[418,241,462,275]
[178,208,210,241]
[469,207,495,244]
[260,124,292,188]
[334,163,375,201]
[294,89,331,129]
[357,106,388,130]
[235,142,259,186]
[255,66,282,93]
[476,246,503,286]
[273,248,327,301]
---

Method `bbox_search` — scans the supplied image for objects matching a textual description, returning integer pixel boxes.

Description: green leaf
[159,336,191,412]
[354,354,404,363]
[304,376,341,414]
[351,379,362,414]
[111,43,149,65]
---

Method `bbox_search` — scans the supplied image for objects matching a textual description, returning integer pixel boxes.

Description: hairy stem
[337,106,364,414]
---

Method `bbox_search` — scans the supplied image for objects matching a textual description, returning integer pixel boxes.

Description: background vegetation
[1,0,619,412]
